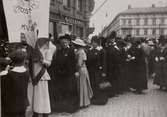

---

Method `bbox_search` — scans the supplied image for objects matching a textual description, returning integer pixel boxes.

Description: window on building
[76,26,83,37]
[61,24,71,35]
[49,22,54,38]
[128,19,132,25]
[160,29,164,35]
[123,19,126,25]
[136,19,140,26]
[77,0,83,12]
[144,18,148,25]
[136,29,140,35]
[152,29,156,35]
[123,30,126,35]
[161,18,165,25]
[152,18,156,25]
[144,29,147,35]
[51,0,55,5]
[63,0,71,8]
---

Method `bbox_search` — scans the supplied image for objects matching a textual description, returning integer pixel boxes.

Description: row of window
[51,0,83,12]
[122,18,166,26]
[122,29,166,36]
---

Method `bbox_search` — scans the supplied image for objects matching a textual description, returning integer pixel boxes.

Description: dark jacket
[154,47,167,87]
[2,71,29,113]
[129,46,147,90]
[53,47,76,78]
[106,44,123,82]
[87,48,106,81]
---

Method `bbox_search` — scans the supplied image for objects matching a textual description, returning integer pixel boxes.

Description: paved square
[27,79,167,117]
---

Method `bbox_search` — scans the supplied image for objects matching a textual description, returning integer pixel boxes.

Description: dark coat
[49,47,78,112]
[87,48,106,87]
[148,47,157,75]
[2,71,29,113]
[106,44,123,85]
[87,47,108,105]
[154,47,167,87]
[129,46,147,90]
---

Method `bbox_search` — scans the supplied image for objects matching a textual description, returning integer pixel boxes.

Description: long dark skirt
[131,65,147,90]
[48,76,79,113]
[154,62,167,88]
[89,70,108,105]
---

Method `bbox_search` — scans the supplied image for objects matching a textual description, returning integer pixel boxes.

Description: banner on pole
[2,0,50,48]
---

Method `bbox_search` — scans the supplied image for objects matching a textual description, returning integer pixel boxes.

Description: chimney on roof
[128,5,132,9]
[152,4,155,8]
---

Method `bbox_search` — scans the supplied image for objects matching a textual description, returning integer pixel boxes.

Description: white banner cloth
[3,0,50,48]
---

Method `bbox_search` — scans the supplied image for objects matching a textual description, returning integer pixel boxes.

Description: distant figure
[128,39,147,94]
[106,31,123,96]
[153,38,167,91]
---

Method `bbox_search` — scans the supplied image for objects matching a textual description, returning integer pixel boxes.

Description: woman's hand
[42,60,50,68]
[75,72,79,78]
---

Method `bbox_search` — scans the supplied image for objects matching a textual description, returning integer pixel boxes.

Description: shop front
[49,12,87,39]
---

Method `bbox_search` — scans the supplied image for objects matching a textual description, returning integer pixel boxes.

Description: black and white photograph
[0,0,167,117]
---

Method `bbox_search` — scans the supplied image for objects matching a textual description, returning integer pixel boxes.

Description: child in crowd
[1,48,29,117]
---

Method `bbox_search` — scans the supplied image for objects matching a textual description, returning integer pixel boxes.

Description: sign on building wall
[3,0,50,48]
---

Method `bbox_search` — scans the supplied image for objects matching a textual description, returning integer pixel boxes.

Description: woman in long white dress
[32,38,53,117]
[72,38,93,108]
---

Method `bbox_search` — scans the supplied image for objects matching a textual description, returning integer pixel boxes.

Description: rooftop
[101,6,167,35]
[120,6,167,15]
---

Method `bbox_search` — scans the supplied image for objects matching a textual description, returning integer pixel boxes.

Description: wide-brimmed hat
[72,37,86,46]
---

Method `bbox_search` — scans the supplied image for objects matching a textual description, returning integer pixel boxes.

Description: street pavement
[27,79,167,117]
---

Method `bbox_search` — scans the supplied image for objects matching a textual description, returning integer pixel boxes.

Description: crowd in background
[1,31,167,117]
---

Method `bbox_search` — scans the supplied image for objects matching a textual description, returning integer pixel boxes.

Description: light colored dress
[33,47,52,113]
[76,49,93,107]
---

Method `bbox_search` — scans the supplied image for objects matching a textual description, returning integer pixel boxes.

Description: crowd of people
[1,31,167,117]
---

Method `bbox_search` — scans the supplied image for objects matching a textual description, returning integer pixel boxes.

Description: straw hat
[72,37,86,46]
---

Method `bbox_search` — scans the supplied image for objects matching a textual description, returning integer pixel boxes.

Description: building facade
[101,5,167,38]
[49,0,95,39]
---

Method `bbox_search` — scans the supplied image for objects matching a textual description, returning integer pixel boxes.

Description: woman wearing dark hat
[1,49,29,117]
[153,38,167,91]
[72,37,93,108]
[50,35,78,112]
[87,36,108,105]
[128,39,147,94]
[116,39,130,93]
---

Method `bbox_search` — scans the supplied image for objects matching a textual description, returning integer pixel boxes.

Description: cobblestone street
[27,79,167,117]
